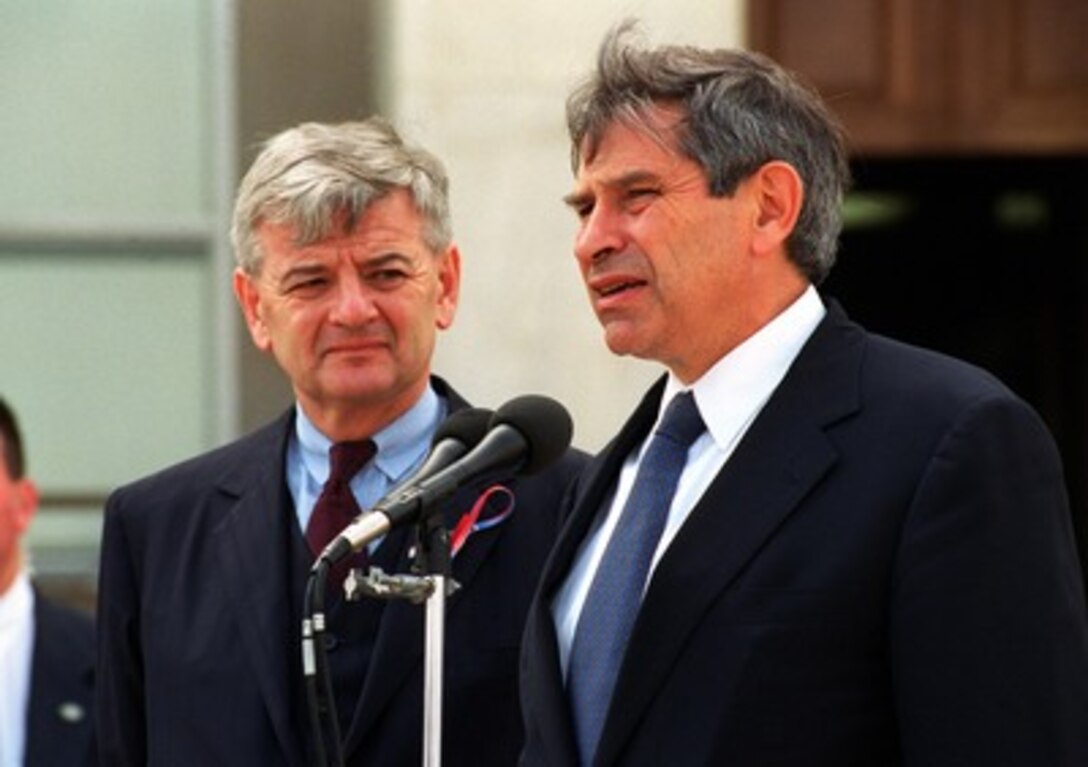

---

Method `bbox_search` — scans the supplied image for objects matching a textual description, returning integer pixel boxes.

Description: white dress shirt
[552,286,826,677]
[0,570,35,767]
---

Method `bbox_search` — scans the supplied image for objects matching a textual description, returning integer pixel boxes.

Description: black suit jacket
[520,303,1088,766]
[97,379,587,766]
[25,591,97,767]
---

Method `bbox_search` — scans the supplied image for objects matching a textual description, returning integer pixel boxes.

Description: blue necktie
[567,391,705,765]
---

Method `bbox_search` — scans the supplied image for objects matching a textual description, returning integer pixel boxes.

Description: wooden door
[748,0,1088,153]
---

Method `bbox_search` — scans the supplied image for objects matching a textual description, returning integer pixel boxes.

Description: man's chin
[313,370,398,402]
[602,324,646,358]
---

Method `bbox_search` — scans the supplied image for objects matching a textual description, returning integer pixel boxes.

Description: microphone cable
[300,408,492,766]
[303,558,346,767]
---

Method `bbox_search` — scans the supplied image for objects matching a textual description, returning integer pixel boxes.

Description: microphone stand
[416,507,452,767]
[337,509,456,767]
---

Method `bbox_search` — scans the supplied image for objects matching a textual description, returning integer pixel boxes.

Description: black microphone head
[433,407,493,448]
[490,395,573,475]
[390,408,494,494]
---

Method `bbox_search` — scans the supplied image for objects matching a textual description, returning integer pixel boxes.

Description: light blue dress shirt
[286,385,447,540]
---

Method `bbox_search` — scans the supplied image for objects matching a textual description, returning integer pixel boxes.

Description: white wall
[388,2,746,450]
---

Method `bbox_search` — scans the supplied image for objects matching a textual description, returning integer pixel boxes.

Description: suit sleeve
[95,489,148,766]
[890,393,1088,764]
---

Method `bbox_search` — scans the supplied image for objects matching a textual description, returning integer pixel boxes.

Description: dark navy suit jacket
[97,379,587,766]
[520,302,1088,766]
[26,592,96,767]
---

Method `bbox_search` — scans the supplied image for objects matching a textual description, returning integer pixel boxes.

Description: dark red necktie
[305,440,376,581]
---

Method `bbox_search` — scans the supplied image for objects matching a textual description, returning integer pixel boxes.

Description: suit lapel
[341,386,519,755]
[211,410,307,767]
[543,380,666,601]
[524,382,664,766]
[340,482,523,752]
[594,306,866,764]
[337,523,416,749]
[25,597,94,767]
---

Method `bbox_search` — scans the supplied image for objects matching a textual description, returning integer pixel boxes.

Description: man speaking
[519,24,1088,766]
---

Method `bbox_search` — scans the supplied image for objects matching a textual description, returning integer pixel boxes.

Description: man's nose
[574,204,625,266]
[329,275,378,326]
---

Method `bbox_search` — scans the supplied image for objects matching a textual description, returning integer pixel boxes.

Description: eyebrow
[562,189,592,210]
[277,251,418,284]
[277,262,326,287]
[366,252,414,266]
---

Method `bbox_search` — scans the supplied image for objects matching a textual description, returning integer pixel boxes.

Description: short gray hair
[567,22,850,284]
[231,118,452,275]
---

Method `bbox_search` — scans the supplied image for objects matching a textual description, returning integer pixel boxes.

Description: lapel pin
[56,702,86,724]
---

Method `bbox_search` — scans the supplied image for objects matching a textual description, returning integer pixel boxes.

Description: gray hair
[231,118,453,275]
[567,22,851,284]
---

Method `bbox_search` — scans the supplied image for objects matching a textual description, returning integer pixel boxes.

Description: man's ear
[434,244,461,331]
[11,477,39,535]
[233,268,272,351]
[750,160,804,257]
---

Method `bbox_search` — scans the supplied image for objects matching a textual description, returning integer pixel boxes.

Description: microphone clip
[343,566,461,605]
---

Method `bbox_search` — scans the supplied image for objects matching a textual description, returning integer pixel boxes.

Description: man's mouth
[322,336,387,357]
[597,279,645,298]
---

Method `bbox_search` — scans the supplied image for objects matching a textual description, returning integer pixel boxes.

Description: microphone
[315,407,492,569]
[319,395,572,565]
[389,406,494,496]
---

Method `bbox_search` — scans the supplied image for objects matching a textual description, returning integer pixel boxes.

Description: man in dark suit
[1,397,96,767]
[26,595,97,766]
[96,119,586,766]
[519,24,1088,766]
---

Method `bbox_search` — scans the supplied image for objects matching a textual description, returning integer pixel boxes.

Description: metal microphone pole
[417,508,451,767]
[339,505,458,767]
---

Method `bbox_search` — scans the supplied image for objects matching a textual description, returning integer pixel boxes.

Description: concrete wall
[388,2,746,450]
[0,0,745,593]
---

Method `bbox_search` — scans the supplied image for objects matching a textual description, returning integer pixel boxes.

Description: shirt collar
[0,569,33,632]
[295,385,445,487]
[661,285,826,450]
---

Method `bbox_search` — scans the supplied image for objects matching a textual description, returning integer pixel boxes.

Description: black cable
[302,572,328,767]
[302,561,345,767]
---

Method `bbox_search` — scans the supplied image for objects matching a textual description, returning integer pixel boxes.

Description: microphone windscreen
[491,395,573,474]
[434,407,493,447]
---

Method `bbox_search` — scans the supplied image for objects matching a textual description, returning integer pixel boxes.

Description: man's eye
[367,269,409,288]
[285,277,327,293]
